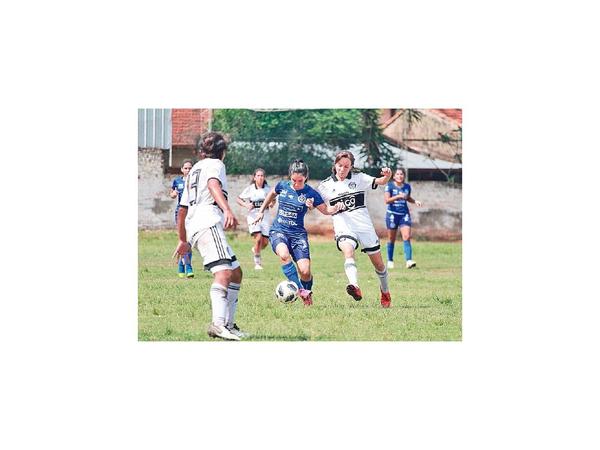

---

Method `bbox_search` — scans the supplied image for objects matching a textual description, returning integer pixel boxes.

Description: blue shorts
[386,211,412,229]
[269,230,311,262]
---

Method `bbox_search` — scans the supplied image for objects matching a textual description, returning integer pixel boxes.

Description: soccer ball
[275,280,299,303]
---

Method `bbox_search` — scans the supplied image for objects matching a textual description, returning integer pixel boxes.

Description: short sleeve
[239,185,251,200]
[406,183,412,196]
[172,178,178,190]
[204,159,222,185]
[357,172,376,190]
[311,189,325,207]
[274,180,285,194]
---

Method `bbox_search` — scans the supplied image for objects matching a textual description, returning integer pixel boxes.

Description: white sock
[344,258,358,286]
[210,283,228,326]
[225,282,241,328]
[376,269,389,293]
[253,254,261,265]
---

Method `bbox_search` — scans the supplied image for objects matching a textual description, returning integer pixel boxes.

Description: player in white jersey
[174,132,247,340]
[236,168,273,270]
[317,150,393,308]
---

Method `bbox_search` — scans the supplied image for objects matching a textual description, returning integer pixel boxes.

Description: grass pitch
[138,230,462,341]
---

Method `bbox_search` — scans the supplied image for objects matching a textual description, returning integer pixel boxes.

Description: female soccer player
[174,132,247,340]
[170,159,194,278]
[253,160,345,306]
[384,167,422,269]
[317,150,393,308]
[236,168,273,270]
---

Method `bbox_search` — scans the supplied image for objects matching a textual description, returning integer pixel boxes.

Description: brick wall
[172,109,212,147]
[138,148,462,239]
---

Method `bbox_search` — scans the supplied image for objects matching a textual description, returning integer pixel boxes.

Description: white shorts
[334,222,381,255]
[247,215,271,237]
[190,223,240,274]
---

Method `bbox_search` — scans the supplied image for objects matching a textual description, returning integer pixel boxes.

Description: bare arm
[208,178,239,229]
[173,206,190,258]
[385,190,408,204]
[315,201,345,215]
[252,187,277,225]
[374,167,392,186]
[236,196,253,210]
[407,195,422,207]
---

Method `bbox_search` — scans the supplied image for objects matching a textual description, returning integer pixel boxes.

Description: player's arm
[374,167,392,186]
[315,201,345,215]
[208,178,238,230]
[252,187,277,225]
[169,189,178,199]
[173,206,190,257]
[236,196,253,210]
[407,195,422,206]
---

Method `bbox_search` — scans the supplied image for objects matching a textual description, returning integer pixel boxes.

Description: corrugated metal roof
[138,108,171,149]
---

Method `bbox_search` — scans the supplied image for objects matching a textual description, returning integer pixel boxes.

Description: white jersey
[180,158,228,237]
[318,171,378,233]
[238,182,271,223]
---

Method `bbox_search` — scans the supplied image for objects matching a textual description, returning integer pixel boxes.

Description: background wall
[138,148,462,240]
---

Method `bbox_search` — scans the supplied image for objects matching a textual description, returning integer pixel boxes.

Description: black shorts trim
[361,244,381,253]
[335,234,359,252]
[204,255,237,270]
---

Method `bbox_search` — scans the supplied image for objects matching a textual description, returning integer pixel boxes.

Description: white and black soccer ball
[275,280,299,303]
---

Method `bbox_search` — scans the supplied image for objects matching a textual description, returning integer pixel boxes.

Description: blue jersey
[270,180,324,236]
[385,181,411,215]
[172,176,185,205]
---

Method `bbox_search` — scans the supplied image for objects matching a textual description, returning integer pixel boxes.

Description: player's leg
[401,222,416,268]
[386,212,398,269]
[295,258,313,306]
[185,251,194,277]
[225,264,248,338]
[270,231,303,289]
[336,235,362,301]
[360,228,391,308]
[195,225,240,340]
[251,231,263,269]
[366,250,392,308]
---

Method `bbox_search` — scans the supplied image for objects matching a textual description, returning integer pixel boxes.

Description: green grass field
[138,230,462,341]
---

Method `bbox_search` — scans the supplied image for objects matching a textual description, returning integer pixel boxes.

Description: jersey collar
[332,172,352,182]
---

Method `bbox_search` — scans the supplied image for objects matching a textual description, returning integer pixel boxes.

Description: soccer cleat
[346,284,363,301]
[178,272,185,278]
[298,288,313,306]
[254,264,263,270]
[380,290,392,308]
[227,323,249,339]
[207,323,240,341]
[387,260,394,269]
[406,260,416,269]
[186,266,194,278]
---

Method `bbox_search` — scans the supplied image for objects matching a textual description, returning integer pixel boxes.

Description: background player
[253,160,344,306]
[236,168,273,270]
[384,167,422,269]
[174,132,246,340]
[318,150,393,307]
[170,159,194,277]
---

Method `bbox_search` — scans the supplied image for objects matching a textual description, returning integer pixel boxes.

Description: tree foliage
[212,109,397,178]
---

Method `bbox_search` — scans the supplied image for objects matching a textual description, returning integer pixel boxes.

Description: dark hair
[332,150,356,175]
[395,167,406,176]
[289,159,309,179]
[251,168,268,187]
[197,132,228,159]
[182,159,193,167]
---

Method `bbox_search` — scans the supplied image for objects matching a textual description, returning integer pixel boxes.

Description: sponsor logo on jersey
[330,191,365,212]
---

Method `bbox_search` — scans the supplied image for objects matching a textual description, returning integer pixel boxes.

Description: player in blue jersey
[253,160,345,306]
[170,159,194,277]
[384,168,422,269]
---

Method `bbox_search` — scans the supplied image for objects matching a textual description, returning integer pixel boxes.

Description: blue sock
[178,257,185,273]
[301,277,313,291]
[386,242,395,261]
[186,252,193,269]
[282,262,302,289]
[403,240,412,261]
